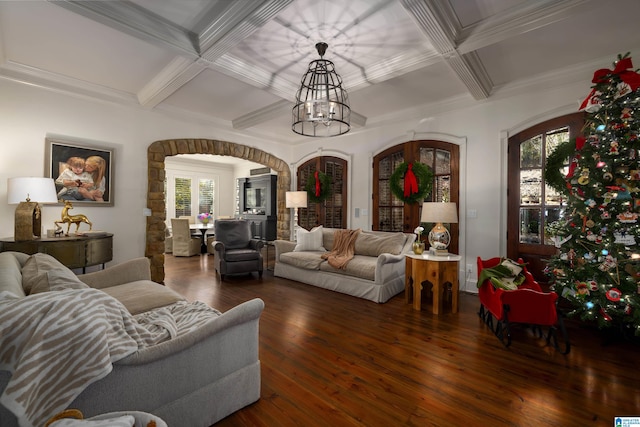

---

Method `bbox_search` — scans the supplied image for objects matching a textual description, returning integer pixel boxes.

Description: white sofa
[274,227,415,303]
[0,251,263,427]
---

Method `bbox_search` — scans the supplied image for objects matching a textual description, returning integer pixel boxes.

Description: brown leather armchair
[211,219,264,280]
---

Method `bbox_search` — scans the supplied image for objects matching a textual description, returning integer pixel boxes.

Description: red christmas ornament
[606,288,622,302]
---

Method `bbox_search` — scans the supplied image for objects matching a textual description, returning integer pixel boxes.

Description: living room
[1,0,640,425]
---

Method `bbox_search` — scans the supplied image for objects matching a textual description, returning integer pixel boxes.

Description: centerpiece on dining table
[198,212,213,225]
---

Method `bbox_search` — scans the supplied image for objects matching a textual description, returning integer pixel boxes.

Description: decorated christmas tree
[545,54,640,336]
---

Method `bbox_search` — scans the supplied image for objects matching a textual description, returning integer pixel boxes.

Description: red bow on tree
[404,163,418,197]
[580,57,640,110]
[314,170,321,197]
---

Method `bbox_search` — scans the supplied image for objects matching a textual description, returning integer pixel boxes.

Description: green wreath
[544,139,576,195]
[305,170,332,203]
[390,162,433,204]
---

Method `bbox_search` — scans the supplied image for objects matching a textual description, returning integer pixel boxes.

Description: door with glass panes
[507,112,584,283]
[297,156,347,230]
[373,140,459,254]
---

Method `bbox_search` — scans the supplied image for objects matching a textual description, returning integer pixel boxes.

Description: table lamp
[286,191,308,241]
[7,177,59,241]
[421,202,458,255]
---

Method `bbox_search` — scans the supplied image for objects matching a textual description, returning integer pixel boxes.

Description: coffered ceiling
[1,0,640,144]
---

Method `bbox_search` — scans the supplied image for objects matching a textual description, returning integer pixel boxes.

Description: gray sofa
[274,227,415,303]
[0,251,263,427]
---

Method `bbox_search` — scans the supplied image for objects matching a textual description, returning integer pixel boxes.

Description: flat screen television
[244,186,265,212]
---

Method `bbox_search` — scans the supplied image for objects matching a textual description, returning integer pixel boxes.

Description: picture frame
[45,137,114,206]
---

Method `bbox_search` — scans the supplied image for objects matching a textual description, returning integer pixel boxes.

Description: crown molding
[0,60,138,106]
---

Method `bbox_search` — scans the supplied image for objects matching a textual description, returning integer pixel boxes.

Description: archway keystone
[146,139,291,283]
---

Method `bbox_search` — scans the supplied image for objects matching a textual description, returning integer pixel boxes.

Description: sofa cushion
[321,227,340,251]
[294,226,325,252]
[0,252,27,298]
[319,254,376,281]
[22,253,85,295]
[100,280,185,315]
[280,251,326,270]
[355,232,406,257]
[225,248,261,262]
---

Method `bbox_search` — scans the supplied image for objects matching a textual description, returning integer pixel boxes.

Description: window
[518,127,568,245]
[175,177,192,217]
[166,172,217,224]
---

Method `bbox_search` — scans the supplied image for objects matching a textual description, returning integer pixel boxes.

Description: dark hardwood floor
[164,254,639,427]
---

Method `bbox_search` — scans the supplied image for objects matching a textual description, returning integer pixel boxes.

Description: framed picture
[45,137,114,206]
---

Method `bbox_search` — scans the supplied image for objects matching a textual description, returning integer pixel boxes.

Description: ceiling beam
[399,0,492,99]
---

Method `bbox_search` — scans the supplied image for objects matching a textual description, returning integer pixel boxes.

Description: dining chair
[170,218,201,257]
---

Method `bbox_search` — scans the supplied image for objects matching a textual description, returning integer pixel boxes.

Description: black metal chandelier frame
[292,42,351,137]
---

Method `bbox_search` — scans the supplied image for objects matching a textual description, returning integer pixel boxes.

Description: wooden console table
[405,252,461,314]
[0,233,113,272]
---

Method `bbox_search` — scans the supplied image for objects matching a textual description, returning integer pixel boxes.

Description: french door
[297,156,348,229]
[507,112,584,283]
[373,140,459,254]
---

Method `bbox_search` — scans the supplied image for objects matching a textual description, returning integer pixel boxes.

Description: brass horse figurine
[55,200,93,235]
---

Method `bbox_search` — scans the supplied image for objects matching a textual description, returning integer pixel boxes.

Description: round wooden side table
[405,252,461,314]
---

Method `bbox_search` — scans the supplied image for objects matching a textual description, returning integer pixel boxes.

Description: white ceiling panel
[0,1,174,94]
[162,68,284,121]
[1,0,639,145]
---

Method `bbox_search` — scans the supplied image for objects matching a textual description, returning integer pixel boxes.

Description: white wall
[0,79,290,265]
[1,73,593,292]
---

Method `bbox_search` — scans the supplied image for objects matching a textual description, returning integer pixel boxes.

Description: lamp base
[15,201,41,241]
[429,247,449,256]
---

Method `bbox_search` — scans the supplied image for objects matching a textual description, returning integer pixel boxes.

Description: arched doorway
[145,139,291,283]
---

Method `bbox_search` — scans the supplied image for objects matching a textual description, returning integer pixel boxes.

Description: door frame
[291,149,353,231]
[499,108,585,255]
[372,132,469,289]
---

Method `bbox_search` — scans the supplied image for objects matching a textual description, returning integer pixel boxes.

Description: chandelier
[292,42,351,137]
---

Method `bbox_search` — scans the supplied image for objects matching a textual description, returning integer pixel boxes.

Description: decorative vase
[412,241,425,255]
[201,219,209,225]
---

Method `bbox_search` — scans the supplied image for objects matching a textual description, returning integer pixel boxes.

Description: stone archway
[146,139,291,283]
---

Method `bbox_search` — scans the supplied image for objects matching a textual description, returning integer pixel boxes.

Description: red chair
[477,257,570,353]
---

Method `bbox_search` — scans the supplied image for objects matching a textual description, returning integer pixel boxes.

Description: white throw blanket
[0,288,220,427]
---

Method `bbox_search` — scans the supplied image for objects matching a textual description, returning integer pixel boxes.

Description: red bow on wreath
[314,170,321,197]
[580,57,640,110]
[404,163,419,197]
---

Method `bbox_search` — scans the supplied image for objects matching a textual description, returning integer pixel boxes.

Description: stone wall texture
[146,139,291,283]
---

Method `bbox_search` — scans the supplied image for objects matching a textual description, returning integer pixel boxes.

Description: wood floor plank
[163,254,640,426]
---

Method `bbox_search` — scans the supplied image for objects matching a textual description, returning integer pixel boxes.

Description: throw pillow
[501,259,523,277]
[22,253,87,295]
[294,226,325,252]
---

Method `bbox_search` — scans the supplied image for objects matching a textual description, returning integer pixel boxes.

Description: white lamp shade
[286,191,308,208]
[420,202,458,224]
[7,177,58,204]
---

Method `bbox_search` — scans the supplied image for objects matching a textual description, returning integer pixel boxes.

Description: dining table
[190,223,214,253]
